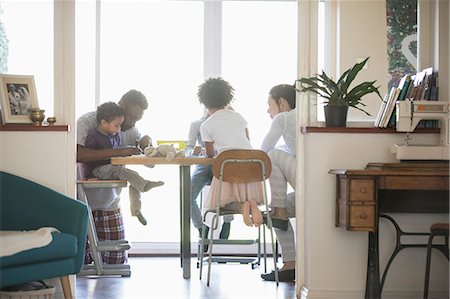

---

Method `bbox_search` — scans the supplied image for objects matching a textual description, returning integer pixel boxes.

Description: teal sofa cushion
[0,232,77,268]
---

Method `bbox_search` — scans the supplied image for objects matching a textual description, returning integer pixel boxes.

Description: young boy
[84,101,164,225]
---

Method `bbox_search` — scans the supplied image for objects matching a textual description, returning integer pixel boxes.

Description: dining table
[111,155,214,279]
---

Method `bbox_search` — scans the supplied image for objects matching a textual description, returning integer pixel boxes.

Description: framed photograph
[0,74,39,124]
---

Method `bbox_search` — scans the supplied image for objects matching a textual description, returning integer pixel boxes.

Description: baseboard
[128,241,275,255]
[305,289,449,299]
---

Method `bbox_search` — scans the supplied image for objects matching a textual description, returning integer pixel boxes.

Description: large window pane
[1,0,53,116]
[75,0,96,118]
[75,1,297,247]
[222,1,297,147]
[99,1,203,243]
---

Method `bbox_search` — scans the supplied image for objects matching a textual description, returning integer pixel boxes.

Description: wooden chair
[423,223,449,299]
[198,149,279,286]
[76,164,131,277]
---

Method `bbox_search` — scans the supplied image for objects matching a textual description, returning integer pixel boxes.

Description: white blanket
[0,227,60,257]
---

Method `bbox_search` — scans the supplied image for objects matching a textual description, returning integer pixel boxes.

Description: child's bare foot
[250,200,263,227]
[135,212,148,226]
[143,180,164,192]
[241,201,252,226]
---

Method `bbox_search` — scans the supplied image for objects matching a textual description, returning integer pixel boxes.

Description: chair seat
[0,233,77,268]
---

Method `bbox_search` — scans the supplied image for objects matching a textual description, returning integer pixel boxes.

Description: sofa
[0,171,88,298]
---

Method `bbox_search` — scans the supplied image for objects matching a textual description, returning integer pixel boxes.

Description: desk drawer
[349,204,375,230]
[336,201,376,231]
[349,179,375,202]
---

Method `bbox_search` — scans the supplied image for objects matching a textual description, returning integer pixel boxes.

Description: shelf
[0,124,70,132]
[301,127,440,134]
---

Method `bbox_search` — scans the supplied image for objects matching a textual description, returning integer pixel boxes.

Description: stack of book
[374,67,439,128]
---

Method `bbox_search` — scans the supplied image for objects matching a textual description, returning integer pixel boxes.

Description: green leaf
[341,57,369,94]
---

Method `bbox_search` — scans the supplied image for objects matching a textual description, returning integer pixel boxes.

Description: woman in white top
[199,77,263,227]
[260,84,297,282]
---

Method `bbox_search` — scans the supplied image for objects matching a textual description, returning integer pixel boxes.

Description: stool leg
[423,233,435,299]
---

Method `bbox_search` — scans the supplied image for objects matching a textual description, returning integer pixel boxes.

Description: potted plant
[297,57,383,127]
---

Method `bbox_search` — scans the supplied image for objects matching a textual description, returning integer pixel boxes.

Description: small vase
[324,105,348,127]
[30,108,46,126]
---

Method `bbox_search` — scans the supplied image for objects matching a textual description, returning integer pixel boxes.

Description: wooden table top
[111,155,215,166]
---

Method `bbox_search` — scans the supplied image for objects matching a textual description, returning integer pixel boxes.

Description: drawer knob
[360,187,367,193]
[360,213,367,219]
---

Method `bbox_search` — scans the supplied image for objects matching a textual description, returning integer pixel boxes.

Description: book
[377,87,396,127]
[380,87,400,128]
[374,93,388,127]
[404,74,416,99]
[397,75,411,101]
[419,67,433,100]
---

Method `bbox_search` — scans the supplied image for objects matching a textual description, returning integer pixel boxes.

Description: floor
[76,256,296,299]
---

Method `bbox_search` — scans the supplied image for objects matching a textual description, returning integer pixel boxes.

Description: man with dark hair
[77,90,151,264]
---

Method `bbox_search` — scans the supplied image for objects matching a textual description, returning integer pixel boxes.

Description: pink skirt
[204,177,264,210]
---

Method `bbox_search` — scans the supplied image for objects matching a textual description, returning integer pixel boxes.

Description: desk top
[111,155,214,166]
[329,162,449,177]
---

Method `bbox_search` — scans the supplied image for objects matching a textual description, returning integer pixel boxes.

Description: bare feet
[143,180,164,192]
[241,201,252,226]
[135,212,148,225]
[250,200,263,227]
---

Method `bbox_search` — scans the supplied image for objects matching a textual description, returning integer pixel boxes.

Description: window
[1,1,54,116]
[76,0,297,251]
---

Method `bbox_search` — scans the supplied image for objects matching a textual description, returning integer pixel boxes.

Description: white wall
[338,0,389,121]
[303,132,448,299]
[0,131,71,194]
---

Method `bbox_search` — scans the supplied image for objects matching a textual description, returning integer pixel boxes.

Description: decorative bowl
[29,108,45,126]
[47,117,57,126]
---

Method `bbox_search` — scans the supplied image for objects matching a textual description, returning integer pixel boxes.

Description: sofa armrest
[0,171,88,268]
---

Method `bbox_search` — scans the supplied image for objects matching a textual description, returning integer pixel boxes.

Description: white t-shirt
[200,109,252,154]
[77,111,141,211]
[261,108,296,157]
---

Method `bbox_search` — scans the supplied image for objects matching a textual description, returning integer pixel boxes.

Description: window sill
[0,124,70,132]
[301,126,440,134]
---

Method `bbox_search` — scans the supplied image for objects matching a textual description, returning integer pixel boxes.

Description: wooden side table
[329,162,449,299]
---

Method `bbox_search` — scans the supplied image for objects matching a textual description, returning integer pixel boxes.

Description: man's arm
[138,135,151,150]
[77,144,140,163]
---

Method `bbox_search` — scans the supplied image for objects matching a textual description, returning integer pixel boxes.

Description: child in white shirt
[198,77,263,227]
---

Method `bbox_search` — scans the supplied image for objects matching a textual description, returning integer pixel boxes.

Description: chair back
[212,149,271,183]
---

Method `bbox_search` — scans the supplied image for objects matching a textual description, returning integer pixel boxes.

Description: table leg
[179,168,183,268]
[365,231,381,299]
[180,165,191,279]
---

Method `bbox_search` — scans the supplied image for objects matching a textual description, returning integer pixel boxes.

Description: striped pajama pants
[268,148,296,263]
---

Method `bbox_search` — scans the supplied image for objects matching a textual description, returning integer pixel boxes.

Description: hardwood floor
[76,257,296,298]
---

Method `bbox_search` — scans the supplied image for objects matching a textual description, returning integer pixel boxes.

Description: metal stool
[423,223,449,299]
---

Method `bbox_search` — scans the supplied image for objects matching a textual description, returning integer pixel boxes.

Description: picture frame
[0,74,39,124]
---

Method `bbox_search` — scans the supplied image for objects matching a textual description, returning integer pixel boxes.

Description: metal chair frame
[76,163,131,277]
[198,149,279,286]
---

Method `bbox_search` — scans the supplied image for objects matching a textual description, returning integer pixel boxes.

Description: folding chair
[76,163,131,277]
[198,149,279,286]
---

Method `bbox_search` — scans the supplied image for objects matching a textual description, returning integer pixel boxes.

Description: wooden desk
[329,162,449,299]
[111,155,214,279]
